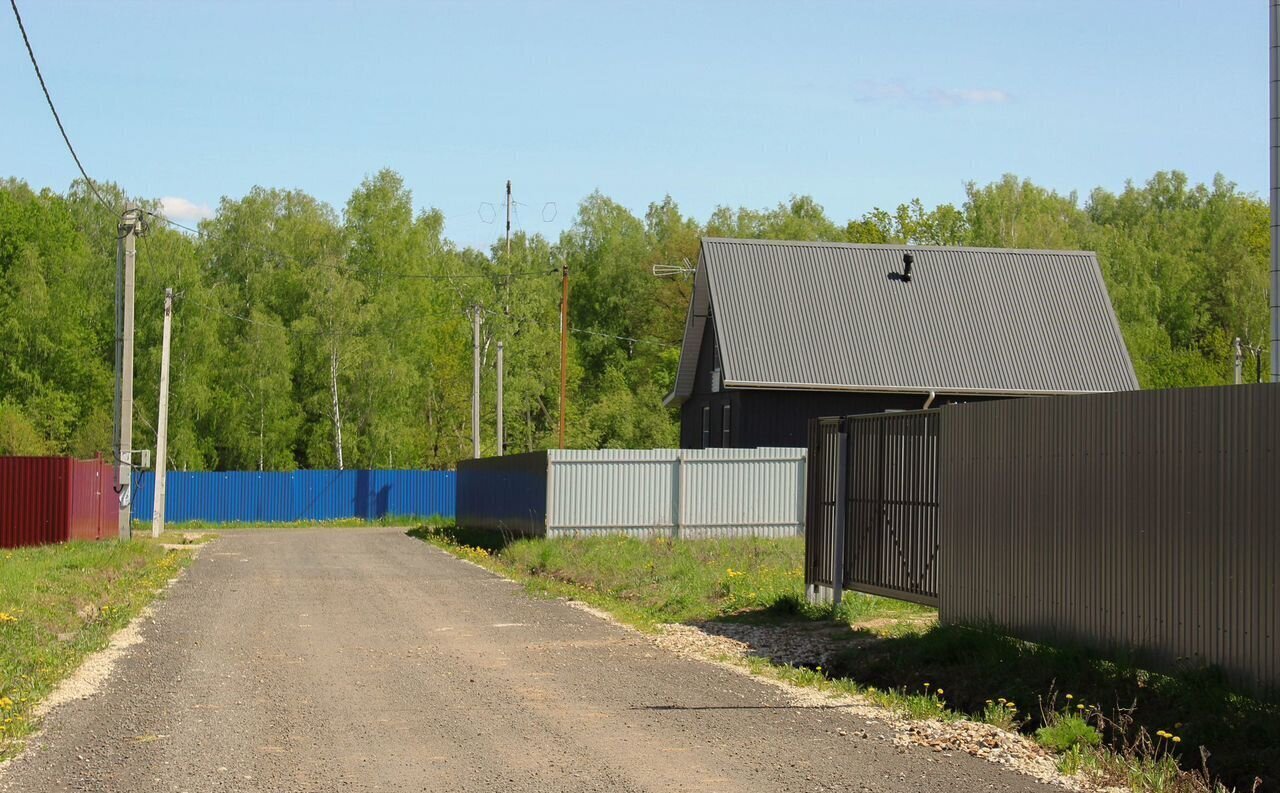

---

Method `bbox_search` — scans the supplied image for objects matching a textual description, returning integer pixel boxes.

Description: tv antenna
[651,258,696,278]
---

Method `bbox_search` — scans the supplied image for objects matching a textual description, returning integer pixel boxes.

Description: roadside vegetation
[0,539,194,760]
[412,524,1272,792]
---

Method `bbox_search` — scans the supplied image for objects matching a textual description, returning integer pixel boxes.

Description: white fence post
[673,451,684,539]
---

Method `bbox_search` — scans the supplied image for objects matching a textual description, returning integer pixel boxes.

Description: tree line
[0,169,1270,469]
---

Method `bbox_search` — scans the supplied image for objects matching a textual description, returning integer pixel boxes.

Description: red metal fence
[0,456,118,549]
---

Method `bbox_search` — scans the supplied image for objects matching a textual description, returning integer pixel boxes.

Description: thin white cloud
[855,81,1012,106]
[158,196,215,224]
[928,88,1013,106]
[854,80,912,102]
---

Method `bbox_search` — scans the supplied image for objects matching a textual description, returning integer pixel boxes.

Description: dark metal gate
[805,410,940,606]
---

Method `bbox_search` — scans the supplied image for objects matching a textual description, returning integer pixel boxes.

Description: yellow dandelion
[935,688,944,696]
[1065,694,1073,700]
[1173,736,1182,743]
[997,697,1007,703]
[985,699,994,705]
[923,682,931,688]
[0,613,17,624]
[1076,704,1085,710]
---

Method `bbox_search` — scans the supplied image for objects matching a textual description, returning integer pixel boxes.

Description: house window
[701,406,711,448]
[721,403,731,447]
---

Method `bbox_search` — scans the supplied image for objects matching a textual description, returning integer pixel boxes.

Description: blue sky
[1,1,1267,249]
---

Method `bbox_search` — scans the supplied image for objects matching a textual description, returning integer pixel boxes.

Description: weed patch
[0,540,191,760]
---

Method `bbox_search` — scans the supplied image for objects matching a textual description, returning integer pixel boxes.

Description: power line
[9,0,112,210]
[476,305,677,349]
[182,297,287,331]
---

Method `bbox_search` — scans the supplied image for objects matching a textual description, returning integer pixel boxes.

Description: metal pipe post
[472,307,482,458]
[496,341,504,456]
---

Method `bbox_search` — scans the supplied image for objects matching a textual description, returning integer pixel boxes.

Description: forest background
[0,169,1270,470]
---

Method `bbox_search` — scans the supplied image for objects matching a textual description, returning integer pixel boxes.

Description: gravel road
[1,528,1059,792]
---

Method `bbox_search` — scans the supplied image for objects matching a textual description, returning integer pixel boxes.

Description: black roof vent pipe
[901,252,913,282]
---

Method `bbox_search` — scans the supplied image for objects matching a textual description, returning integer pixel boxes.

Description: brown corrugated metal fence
[0,456,118,549]
[939,385,1279,690]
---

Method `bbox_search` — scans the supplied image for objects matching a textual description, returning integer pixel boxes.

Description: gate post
[832,424,849,609]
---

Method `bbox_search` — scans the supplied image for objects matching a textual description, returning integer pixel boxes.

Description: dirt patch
[33,609,151,718]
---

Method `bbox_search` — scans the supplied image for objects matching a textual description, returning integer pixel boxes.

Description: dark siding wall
[680,392,744,448]
[680,314,737,448]
[683,388,1006,449]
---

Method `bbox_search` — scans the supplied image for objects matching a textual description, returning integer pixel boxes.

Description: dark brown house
[666,238,1139,449]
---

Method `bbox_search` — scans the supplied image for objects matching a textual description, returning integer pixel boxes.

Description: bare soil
[0,527,1060,792]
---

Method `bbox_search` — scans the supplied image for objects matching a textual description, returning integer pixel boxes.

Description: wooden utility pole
[152,288,174,538]
[113,205,140,540]
[472,306,482,458]
[505,180,512,258]
[559,260,569,449]
[496,341,505,456]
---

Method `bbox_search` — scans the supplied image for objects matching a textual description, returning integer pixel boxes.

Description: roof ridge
[701,236,1098,258]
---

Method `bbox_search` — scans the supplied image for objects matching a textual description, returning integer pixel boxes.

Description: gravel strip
[652,621,1098,791]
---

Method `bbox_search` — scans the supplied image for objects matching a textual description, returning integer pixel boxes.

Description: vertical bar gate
[806,411,940,606]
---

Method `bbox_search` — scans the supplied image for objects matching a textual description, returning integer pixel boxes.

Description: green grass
[0,540,192,760]
[408,524,929,630]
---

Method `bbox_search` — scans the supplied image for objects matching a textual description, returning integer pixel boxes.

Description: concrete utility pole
[1235,337,1244,385]
[505,180,512,258]
[152,288,174,538]
[1271,0,1279,381]
[472,306,482,458]
[496,341,505,456]
[113,205,140,540]
[559,260,570,449]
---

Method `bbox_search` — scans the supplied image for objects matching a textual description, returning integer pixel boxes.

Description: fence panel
[1,456,117,548]
[456,452,549,535]
[131,469,456,524]
[804,419,842,589]
[805,412,941,606]
[67,457,115,541]
[544,448,806,539]
[457,448,807,539]
[843,411,940,605]
[940,385,1280,691]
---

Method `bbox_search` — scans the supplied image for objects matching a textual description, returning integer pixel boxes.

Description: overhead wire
[475,306,677,349]
[9,0,112,210]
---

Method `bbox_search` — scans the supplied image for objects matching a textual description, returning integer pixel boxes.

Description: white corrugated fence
[457,448,807,539]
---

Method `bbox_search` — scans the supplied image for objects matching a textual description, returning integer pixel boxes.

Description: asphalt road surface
[1,528,1057,792]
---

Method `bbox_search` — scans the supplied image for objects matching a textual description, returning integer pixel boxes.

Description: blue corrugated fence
[131,469,455,524]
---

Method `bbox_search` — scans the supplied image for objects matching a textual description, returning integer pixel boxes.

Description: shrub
[1036,714,1103,753]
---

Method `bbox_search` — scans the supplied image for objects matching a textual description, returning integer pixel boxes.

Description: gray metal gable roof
[667,238,1138,404]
